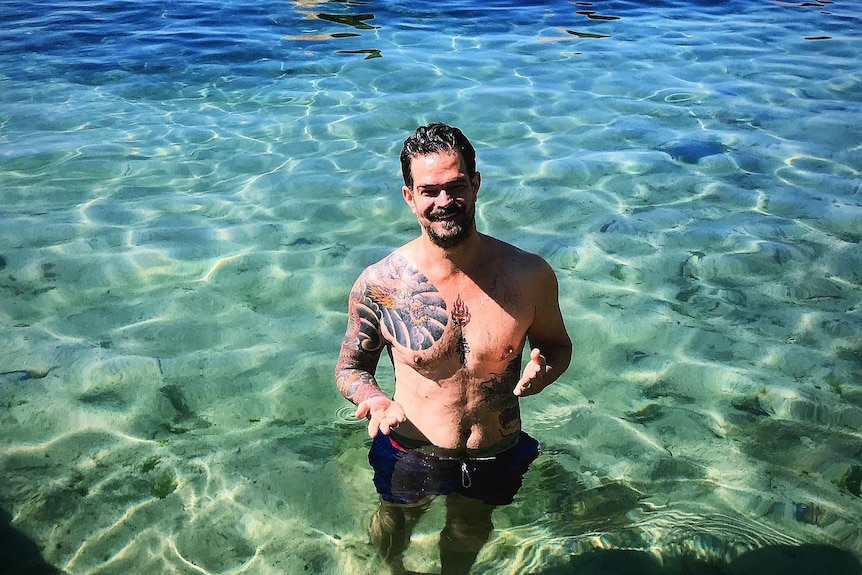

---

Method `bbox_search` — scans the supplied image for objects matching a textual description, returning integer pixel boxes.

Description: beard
[423,204,475,249]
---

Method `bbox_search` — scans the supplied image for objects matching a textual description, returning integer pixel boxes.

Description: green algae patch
[140,456,161,473]
[151,472,177,499]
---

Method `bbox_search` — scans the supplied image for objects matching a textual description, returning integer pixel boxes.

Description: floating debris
[577,10,621,20]
[564,29,610,39]
[283,32,360,41]
[317,13,378,30]
[337,49,382,60]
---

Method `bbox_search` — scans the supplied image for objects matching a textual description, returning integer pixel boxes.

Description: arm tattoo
[336,273,387,404]
[345,288,383,353]
[335,353,384,404]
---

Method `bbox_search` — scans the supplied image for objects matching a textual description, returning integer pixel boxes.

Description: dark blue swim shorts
[368,431,540,506]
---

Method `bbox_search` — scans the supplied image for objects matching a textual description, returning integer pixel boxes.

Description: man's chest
[379,281,531,373]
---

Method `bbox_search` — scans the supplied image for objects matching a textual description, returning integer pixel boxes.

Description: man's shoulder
[359,249,415,282]
[483,234,547,268]
[480,235,558,295]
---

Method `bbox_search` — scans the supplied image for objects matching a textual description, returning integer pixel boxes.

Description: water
[1,0,860,573]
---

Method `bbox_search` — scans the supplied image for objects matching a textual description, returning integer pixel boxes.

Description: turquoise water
[1,0,860,573]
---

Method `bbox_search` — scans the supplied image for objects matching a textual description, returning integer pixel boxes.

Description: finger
[379,416,395,436]
[367,411,385,437]
[516,364,537,390]
[388,410,407,431]
[530,348,546,366]
[355,402,369,420]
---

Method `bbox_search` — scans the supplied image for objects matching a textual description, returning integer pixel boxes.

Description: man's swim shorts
[368,431,540,506]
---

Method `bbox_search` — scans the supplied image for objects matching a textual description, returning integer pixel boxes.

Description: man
[335,123,572,575]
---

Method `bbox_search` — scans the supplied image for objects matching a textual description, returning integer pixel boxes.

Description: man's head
[400,124,481,249]
[400,123,477,189]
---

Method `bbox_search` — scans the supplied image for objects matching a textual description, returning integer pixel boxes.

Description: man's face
[402,152,480,249]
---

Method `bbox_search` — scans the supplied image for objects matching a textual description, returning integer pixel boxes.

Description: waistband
[388,430,521,461]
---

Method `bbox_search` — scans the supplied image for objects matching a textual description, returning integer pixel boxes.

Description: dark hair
[400,123,476,188]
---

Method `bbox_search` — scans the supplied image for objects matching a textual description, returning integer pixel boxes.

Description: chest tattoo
[364,255,449,351]
[452,295,471,366]
[452,295,471,327]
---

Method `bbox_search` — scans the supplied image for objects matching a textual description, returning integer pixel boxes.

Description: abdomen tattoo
[480,358,521,434]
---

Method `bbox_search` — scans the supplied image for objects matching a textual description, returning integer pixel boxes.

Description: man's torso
[362,237,540,453]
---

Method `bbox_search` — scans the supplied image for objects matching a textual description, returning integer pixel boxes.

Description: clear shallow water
[1,0,860,573]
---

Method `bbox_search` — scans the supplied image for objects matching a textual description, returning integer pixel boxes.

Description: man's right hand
[355,396,407,438]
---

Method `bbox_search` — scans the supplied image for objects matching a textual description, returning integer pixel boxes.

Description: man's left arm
[514,259,572,397]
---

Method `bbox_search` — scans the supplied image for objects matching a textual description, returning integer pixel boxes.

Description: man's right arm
[335,272,407,437]
[335,276,388,405]
[335,275,408,436]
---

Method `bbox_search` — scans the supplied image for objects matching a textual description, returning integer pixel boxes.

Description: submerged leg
[369,497,432,573]
[439,493,495,575]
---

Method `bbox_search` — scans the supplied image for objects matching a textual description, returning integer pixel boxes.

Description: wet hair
[400,123,476,188]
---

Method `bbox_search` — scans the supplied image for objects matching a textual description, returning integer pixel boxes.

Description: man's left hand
[514,348,548,397]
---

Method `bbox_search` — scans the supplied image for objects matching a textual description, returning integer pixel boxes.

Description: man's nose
[436,189,454,206]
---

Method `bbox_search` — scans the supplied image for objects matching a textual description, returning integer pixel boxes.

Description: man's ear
[402,185,417,214]
[472,172,481,195]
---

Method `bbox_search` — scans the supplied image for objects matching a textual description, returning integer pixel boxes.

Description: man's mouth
[429,208,462,221]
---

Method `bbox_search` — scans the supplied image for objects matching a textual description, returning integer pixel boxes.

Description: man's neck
[418,230,486,278]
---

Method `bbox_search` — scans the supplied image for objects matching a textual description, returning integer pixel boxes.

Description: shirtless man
[336,123,572,575]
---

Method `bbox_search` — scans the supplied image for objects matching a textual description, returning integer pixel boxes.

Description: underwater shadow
[0,508,60,575]
[534,543,861,575]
